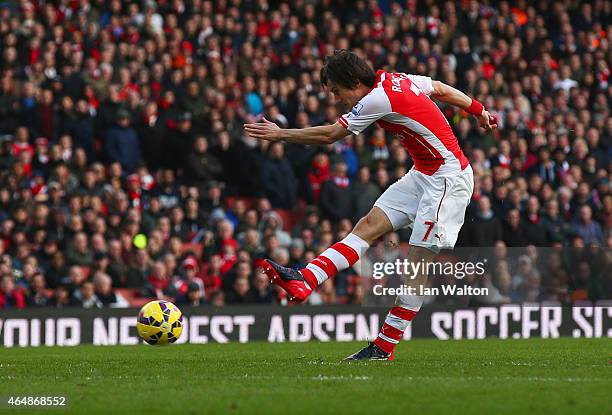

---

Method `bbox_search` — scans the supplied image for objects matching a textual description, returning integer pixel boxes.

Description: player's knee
[353,211,381,244]
[353,216,368,235]
[355,213,373,232]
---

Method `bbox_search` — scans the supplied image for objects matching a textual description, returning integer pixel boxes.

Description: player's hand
[477,110,498,130]
[244,118,283,141]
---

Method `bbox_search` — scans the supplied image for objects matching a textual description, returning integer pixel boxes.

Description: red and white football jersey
[338,70,469,176]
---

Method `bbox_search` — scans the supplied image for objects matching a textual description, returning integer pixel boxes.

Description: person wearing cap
[178,282,205,307]
[105,108,141,173]
[174,256,205,305]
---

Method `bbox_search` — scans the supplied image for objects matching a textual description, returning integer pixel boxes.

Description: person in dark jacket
[137,101,165,171]
[351,166,381,223]
[540,199,569,243]
[250,271,274,303]
[260,142,298,209]
[320,161,352,221]
[69,99,96,162]
[96,85,121,138]
[502,208,530,247]
[522,195,549,246]
[163,112,194,170]
[105,109,141,173]
[225,275,255,304]
[184,135,223,195]
[467,196,503,246]
[0,77,21,134]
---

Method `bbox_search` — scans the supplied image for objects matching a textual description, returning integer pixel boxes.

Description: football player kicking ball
[244,50,497,361]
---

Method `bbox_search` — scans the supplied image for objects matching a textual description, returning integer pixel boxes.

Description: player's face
[328,83,360,109]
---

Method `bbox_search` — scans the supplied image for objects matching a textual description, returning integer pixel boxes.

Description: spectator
[260,212,292,248]
[261,142,298,209]
[573,205,604,246]
[70,100,96,162]
[144,261,173,299]
[154,170,181,210]
[45,251,68,289]
[74,281,103,309]
[52,286,74,308]
[27,273,51,307]
[502,209,530,247]
[541,200,569,243]
[201,253,223,297]
[320,161,352,221]
[250,270,275,304]
[93,272,129,308]
[174,256,205,301]
[209,291,225,307]
[65,232,93,267]
[307,153,330,203]
[530,146,557,184]
[225,275,254,304]
[352,166,381,223]
[105,109,141,173]
[181,282,206,307]
[0,275,26,309]
[522,196,549,246]
[466,196,503,246]
[184,136,223,195]
[137,101,165,170]
[164,112,194,170]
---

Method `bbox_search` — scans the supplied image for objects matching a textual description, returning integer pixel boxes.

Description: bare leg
[352,206,394,245]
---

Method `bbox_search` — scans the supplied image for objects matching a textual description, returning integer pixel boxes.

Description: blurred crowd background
[0,0,610,309]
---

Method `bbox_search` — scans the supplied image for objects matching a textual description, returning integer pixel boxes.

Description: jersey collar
[368,70,385,93]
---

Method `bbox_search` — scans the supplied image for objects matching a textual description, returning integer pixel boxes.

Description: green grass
[1,338,610,415]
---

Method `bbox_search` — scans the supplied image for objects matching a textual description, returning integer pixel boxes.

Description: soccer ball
[136,300,184,345]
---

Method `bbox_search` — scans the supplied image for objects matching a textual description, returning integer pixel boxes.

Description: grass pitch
[1,338,610,415]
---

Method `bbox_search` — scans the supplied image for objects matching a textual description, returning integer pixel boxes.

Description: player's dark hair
[320,50,376,90]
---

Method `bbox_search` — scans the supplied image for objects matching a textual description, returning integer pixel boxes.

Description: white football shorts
[374,165,474,252]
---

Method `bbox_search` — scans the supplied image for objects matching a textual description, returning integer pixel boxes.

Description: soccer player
[244,50,497,361]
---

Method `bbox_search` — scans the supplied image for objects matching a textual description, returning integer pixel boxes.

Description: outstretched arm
[244,118,350,145]
[430,80,498,129]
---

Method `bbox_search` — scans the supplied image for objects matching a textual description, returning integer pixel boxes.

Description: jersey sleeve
[406,74,434,96]
[338,90,391,135]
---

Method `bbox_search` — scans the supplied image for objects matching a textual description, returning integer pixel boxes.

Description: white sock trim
[342,233,370,251]
[321,248,349,271]
[394,297,424,311]
[306,263,329,285]
[385,313,410,331]
[378,333,399,344]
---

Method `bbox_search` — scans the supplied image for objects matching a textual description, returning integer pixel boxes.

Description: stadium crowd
[0,0,610,309]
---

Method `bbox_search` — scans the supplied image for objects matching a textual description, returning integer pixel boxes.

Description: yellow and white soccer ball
[136,300,184,345]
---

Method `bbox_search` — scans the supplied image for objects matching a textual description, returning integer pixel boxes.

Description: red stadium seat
[115,288,156,308]
[130,297,156,308]
[226,196,256,210]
